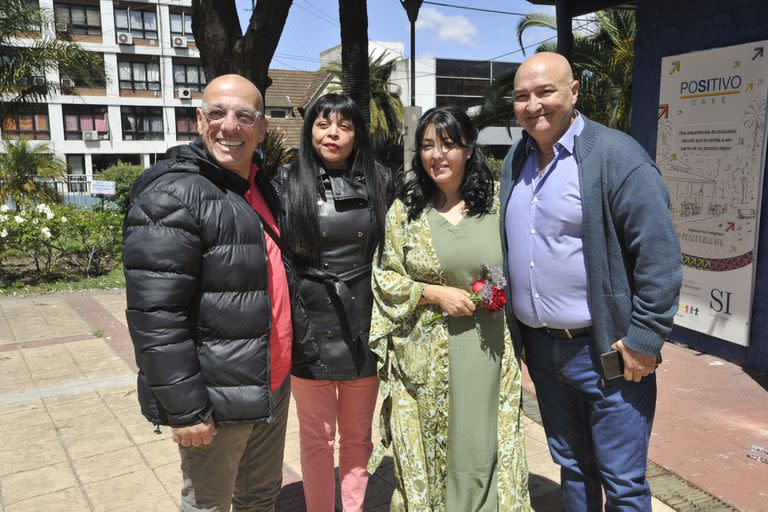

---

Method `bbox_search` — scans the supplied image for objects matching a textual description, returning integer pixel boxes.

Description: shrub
[94,161,144,213]
[486,157,503,181]
[0,202,122,276]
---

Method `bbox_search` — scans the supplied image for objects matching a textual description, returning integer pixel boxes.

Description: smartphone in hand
[600,350,662,381]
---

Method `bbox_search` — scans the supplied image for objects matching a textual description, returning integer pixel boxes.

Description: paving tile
[45,389,106,422]
[0,351,33,393]
[153,461,182,504]
[100,385,139,415]
[4,487,89,512]
[22,345,83,384]
[55,410,133,460]
[0,305,15,345]
[89,292,128,327]
[84,469,173,512]
[138,438,181,469]
[1,462,78,505]
[0,435,68,477]
[4,297,90,342]
[0,401,48,433]
[72,446,146,484]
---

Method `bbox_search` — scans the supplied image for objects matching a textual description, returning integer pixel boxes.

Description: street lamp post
[399,1,423,174]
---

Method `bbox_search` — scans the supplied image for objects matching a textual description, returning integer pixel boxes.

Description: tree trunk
[338,0,371,126]
[191,0,293,102]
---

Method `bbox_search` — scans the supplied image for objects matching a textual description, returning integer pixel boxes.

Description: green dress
[427,208,504,512]
[368,197,531,512]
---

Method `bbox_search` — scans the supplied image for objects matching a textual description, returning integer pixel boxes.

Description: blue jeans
[523,326,656,512]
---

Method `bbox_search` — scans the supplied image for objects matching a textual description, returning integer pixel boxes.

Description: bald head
[513,52,579,152]
[203,74,263,111]
[197,74,268,178]
[515,52,574,89]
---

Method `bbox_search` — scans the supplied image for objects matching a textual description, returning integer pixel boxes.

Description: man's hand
[422,284,476,317]
[172,416,218,447]
[611,340,658,383]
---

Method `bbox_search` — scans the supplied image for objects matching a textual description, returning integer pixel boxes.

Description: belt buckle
[564,328,573,339]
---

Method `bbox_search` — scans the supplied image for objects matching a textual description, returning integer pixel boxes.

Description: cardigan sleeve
[611,162,683,355]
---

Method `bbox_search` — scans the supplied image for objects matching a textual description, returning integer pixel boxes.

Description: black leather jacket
[124,141,278,427]
[274,165,394,380]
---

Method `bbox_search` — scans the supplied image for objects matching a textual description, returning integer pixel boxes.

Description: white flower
[0,205,9,212]
[0,214,7,222]
[0,229,7,238]
[14,215,24,224]
[46,211,54,220]
[60,216,68,223]
[41,227,51,239]
[32,218,39,225]
[36,203,48,212]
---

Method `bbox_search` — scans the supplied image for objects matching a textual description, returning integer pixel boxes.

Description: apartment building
[2,0,205,193]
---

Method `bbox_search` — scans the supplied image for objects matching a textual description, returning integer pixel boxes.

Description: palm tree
[0,139,67,208]
[0,0,106,117]
[322,53,404,137]
[472,9,636,133]
[338,0,371,124]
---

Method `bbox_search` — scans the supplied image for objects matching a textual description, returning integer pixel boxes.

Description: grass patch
[0,265,124,296]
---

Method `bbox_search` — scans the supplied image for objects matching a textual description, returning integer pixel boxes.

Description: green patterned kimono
[368,198,532,511]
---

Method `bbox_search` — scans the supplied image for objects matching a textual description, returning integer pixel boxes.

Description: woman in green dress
[369,106,531,511]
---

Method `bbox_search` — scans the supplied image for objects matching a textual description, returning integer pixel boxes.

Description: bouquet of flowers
[426,262,507,324]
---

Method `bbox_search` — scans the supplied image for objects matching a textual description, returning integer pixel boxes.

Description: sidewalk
[0,289,764,511]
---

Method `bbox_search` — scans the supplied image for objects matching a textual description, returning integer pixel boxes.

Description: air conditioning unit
[60,77,75,87]
[117,32,133,45]
[177,87,192,99]
[55,22,68,32]
[32,76,46,86]
[172,36,187,48]
[82,130,99,141]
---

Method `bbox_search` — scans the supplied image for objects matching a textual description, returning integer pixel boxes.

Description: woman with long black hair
[274,93,393,512]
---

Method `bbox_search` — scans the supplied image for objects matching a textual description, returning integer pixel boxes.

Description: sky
[234,0,557,71]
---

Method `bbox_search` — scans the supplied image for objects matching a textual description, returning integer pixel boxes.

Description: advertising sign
[656,41,768,346]
[91,180,116,197]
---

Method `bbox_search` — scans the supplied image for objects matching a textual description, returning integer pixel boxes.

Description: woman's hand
[421,285,476,317]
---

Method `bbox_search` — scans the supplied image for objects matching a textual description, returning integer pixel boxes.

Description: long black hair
[285,93,388,267]
[404,106,494,221]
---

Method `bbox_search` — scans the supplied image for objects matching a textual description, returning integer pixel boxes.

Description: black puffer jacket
[274,165,394,380]
[123,141,279,427]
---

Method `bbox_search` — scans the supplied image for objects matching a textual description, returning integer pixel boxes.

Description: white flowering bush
[0,202,122,276]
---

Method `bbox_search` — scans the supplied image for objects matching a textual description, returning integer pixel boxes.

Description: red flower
[471,279,485,294]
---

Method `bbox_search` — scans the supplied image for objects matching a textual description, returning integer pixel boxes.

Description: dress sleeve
[370,200,428,350]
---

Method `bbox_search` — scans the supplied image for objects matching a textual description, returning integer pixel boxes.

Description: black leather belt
[542,326,592,339]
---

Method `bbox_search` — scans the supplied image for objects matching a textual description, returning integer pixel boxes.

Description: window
[114,6,157,39]
[436,77,490,96]
[63,105,109,140]
[1,104,50,139]
[169,11,194,41]
[118,59,160,91]
[54,3,101,35]
[436,59,491,79]
[173,62,205,91]
[268,109,287,118]
[65,155,87,193]
[121,106,163,140]
[175,108,198,141]
[60,53,105,88]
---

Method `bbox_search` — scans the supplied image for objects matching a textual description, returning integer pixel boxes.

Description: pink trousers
[291,375,379,512]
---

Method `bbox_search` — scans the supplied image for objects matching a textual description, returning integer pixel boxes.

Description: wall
[631,0,768,372]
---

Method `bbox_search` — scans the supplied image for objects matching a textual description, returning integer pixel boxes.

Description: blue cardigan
[500,116,682,359]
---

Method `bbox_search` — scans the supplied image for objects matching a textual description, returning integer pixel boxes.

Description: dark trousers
[179,377,291,512]
[523,326,656,512]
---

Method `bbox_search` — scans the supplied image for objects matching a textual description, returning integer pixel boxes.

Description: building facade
[2,0,207,196]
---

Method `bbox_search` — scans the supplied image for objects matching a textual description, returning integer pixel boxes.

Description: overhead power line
[422,1,530,16]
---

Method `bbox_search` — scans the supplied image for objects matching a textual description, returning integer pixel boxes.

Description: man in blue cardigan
[500,52,682,511]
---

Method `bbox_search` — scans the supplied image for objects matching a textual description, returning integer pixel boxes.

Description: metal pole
[410,19,415,106]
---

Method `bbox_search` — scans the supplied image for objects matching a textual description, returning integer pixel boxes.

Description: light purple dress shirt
[505,114,592,329]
